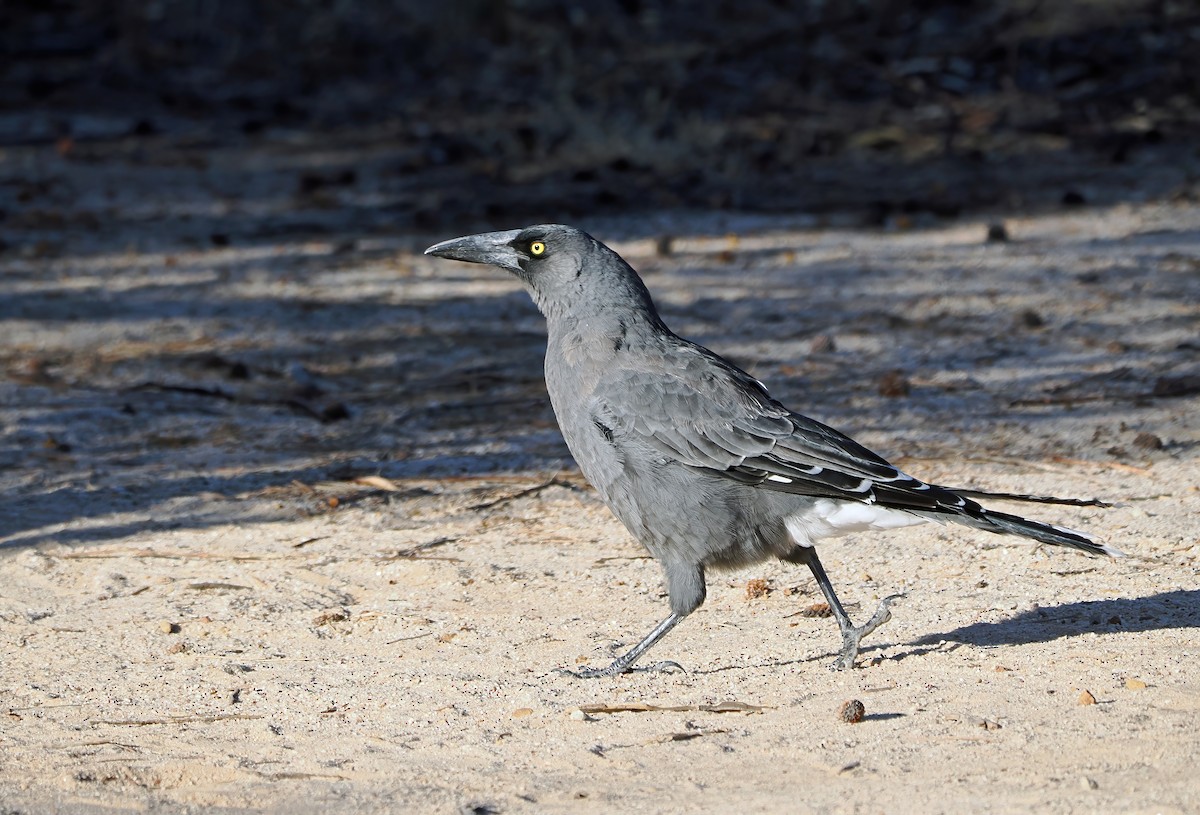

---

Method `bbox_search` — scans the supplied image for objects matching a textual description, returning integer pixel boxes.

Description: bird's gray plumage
[425,224,1120,676]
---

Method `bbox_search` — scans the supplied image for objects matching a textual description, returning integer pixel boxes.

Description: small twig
[1049,456,1152,475]
[469,477,582,511]
[1045,367,1135,394]
[56,550,281,561]
[1011,388,1180,407]
[577,700,768,715]
[125,383,346,423]
[1009,393,1125,407]
[437,472,586,486]
[256,771,349,781]
[55,740,141,750]
[386,631,436,645]
[93,714,264,726]
[593,554,654,565]
[127,382,236,401]
[377,536,461,561]
[644,729,730,744]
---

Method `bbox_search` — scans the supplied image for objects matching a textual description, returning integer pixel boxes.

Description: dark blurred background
[3,0,1198,228]
[2,0,1198,548]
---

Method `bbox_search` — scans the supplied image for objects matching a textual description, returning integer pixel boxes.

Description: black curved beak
[424,229,524,273]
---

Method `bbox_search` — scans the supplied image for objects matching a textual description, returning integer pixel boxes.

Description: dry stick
[1050,456,1152,475]
[57,550,285,561]
[578,700,767,715]
[54,740,141,750]
[386,631,436,645]
[593,554,654,564]
[94,714,264,726]
[439,472,588,486]
[469,476,583,511]
[126,382,237,401]
[1009,385,1181,407]
[257,771,349,781]
[125,382,339,422]
[377,536,461,561]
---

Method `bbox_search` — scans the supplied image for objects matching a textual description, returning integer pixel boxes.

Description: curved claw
[637,659,686,675]
[830,593,905,671]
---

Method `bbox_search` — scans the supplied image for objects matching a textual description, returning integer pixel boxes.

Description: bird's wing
[592,346,968,514]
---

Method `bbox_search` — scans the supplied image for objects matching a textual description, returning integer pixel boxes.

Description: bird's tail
[959,507,1124,558]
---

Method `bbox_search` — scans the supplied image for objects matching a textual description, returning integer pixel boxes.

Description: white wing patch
[785,499,927,547]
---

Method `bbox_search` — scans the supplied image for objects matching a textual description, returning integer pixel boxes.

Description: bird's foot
[830,593,905,671]
[556,659,686,679]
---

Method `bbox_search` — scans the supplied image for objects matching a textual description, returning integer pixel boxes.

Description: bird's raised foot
[830,593,905,671]
[555,659,686,679]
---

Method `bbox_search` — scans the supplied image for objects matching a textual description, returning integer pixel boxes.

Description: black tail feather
[953,488,1111,508]
[975,509,1122,558]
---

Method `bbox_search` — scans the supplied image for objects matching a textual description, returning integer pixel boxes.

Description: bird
[424,224,1120,677]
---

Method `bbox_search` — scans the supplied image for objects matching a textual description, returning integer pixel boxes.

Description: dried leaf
[353,475,403,491]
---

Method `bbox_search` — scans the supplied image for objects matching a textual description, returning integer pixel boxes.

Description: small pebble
[159,621,179,634]
[878,370,911,398]
[1080,776,1099,790]
[838,699,865,724]
[1132,432,1163,451]
[569,709,588,721]
[809,334,836,353]
[1125,678,1147,690]
[986,223,1009,243]
[512,708,533,718]
[1018,309,1045,329]
[1078,690,1097,706]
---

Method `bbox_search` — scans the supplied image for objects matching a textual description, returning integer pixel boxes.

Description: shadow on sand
[909,589,1200,651]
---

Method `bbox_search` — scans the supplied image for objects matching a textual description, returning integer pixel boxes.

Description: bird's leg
[558,613,686,678]
[784,546,902,670]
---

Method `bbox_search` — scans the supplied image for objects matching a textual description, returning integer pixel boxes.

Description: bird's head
[425,224,657,321]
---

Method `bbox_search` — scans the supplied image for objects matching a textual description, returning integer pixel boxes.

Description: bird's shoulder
[593,335,783,425]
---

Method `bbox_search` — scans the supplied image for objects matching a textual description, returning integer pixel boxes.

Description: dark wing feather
[589,342,1116,557]
[592,344,970,515]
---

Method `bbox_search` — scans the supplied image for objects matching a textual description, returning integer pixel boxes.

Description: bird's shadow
[691,589,1200,673]
[897,589,1200,657]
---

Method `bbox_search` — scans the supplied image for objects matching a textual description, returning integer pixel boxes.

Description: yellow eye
[530,241,546,256]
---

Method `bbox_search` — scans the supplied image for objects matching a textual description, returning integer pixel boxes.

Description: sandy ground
[1,139,1199,814]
